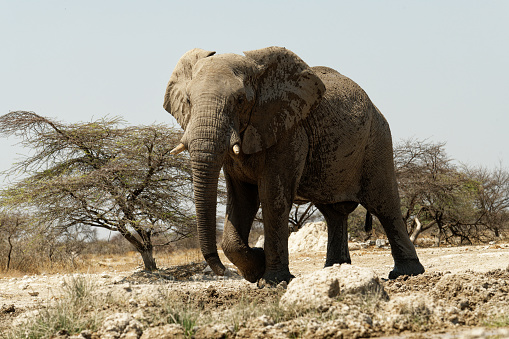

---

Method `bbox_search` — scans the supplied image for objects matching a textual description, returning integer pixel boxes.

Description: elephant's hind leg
[376,213,425,279]
[316,202,358,267]
[362,178,425,278]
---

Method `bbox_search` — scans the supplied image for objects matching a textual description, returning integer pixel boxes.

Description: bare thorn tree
[394,138,509,245]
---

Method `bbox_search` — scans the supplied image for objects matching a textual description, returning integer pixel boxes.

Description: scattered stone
[385,293,434,331]
[12,309,40,327]
[97,313,143,339]
[52,329,70,339]
[1,304,15,314]
[253,315,275,327]
[122,284,132,292]
[348,243,361,251]
[68,329,92,339]
[28,291,39,297]
[416,237,437,247]
[277,280,288,289]
[78,330,93,339]
[140,324,185,339]
[375,239,387,248]
[194,324,234,339]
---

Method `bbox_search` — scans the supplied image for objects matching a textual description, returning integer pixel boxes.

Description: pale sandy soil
[1,243,508,338]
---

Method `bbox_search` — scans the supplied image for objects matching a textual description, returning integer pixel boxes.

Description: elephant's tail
[364,211,373,233]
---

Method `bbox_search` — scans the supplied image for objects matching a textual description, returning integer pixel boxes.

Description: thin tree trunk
[6,235,13,271]
[409,217,423,244]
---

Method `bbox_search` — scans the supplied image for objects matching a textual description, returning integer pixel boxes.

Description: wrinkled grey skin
[163,47,424,283]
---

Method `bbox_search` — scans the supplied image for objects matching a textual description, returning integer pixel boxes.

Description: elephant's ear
[242,47,325,154]
[163,48,216,129]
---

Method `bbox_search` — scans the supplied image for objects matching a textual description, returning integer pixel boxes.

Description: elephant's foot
[257,270,295,288]
[324,257,351,268]
[389,259,425,279]
[233,247,266,283]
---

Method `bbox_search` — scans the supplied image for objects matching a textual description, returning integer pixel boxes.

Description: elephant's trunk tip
[204,252,226,276]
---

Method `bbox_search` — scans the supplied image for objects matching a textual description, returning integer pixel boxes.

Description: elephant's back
[308,65,375,153]
[298,67,379,203]
[312,66,374,115]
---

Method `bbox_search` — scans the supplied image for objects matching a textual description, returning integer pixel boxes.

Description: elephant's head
[163,46,325,278]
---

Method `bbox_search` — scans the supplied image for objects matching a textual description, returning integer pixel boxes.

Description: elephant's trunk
[191,153,225,276]
[188,100,230,276]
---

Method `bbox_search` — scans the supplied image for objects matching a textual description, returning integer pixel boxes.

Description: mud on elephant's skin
[163,46,424,283]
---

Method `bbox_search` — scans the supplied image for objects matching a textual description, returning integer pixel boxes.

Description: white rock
[385,293,434,316]
[99,313,143,339]
[254,235,264,248]
[280,264,385,311]
[338,264,385,295]
[141,324,185,339]
[288,222,364,254]
[348,243,361,251]
[12,310,40,327]
[288,222,328,253]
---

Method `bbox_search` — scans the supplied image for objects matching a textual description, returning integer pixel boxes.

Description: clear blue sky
[1,1,508,182]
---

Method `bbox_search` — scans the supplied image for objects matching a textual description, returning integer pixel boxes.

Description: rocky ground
[1,230,509,338]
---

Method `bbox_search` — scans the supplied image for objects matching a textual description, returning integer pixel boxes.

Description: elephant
[163,46,425,283]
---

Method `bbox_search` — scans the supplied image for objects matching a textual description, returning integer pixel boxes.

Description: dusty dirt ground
[1,244,509,338]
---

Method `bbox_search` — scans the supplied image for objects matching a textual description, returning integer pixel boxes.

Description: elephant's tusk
[170,143,186,155]
[232,144,241,155]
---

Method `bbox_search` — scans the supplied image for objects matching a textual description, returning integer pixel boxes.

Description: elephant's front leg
[258,177,295,284]
[256,131,307,284]
[221,175,264,283]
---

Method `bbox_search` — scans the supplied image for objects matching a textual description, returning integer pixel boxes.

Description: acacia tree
[0,111,195,270]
